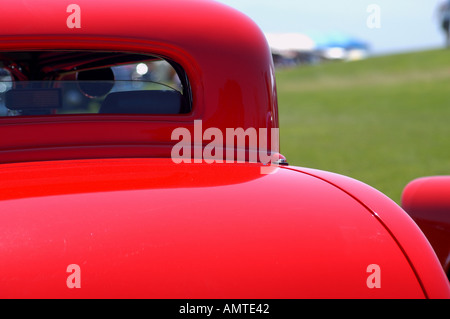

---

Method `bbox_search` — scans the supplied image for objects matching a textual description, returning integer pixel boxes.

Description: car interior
[0,51,192,116]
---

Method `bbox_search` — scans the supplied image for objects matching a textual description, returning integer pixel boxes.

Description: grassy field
[276,49,450,204]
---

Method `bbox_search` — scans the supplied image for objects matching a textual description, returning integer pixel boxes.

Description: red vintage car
[0,0,448,299]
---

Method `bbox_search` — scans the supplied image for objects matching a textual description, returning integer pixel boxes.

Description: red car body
[0,0,448,299]
[402,176,450,280]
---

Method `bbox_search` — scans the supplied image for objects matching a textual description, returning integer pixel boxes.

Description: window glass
[0,68,13,116]
[0,52,190,116]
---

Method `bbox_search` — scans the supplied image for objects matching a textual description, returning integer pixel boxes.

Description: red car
[0,0,448,299]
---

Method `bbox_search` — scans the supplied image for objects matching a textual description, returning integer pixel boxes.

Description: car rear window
[0,51,191,116]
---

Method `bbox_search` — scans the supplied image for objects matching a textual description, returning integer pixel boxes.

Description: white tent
[264,33,315,57]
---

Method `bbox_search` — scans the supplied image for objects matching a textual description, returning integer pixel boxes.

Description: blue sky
[215,0,447,55]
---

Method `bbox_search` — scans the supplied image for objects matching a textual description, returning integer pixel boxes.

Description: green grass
[276,49,450,204]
